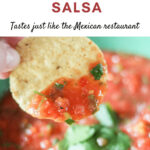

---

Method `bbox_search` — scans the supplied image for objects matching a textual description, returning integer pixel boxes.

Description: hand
[0,37,23,79]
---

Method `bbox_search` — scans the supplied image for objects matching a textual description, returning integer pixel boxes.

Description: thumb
[0,40,20,73]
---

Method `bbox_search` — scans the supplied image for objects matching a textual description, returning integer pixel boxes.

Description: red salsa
[0,51,150,150]
[104,52,150,150]
[0,94,67,150]
[29,62,106,122]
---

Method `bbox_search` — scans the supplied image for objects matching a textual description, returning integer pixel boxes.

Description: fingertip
[6,47,20,71]
[0,40,20,73]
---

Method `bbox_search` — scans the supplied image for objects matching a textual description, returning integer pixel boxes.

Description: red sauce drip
[31,62,106,121]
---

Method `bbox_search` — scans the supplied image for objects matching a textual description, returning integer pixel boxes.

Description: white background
[0,0,150,36]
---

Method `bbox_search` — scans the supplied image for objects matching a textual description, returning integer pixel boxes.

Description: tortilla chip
[10,37,107,120]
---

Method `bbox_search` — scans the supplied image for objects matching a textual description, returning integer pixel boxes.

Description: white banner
[0,0,149,36]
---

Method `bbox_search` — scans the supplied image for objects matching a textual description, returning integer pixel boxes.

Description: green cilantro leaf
[58,104,131,150]
[37,99,44,109]
[55,83,64,90]
[68,126,131,150]
[90,64,103,80]
[105,131,131,150]
[65,119,75,125]
[95,126,116,140]
[58,124,131,150]
[58,124,96,150]
[34,91,48,97]
[66,125,96,145]
[34,91,48,109]
[68,138,100,150]
[95,104,118,127]
[58,138,69,150]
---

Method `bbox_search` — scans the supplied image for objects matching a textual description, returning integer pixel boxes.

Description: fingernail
[0,40,20,73]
